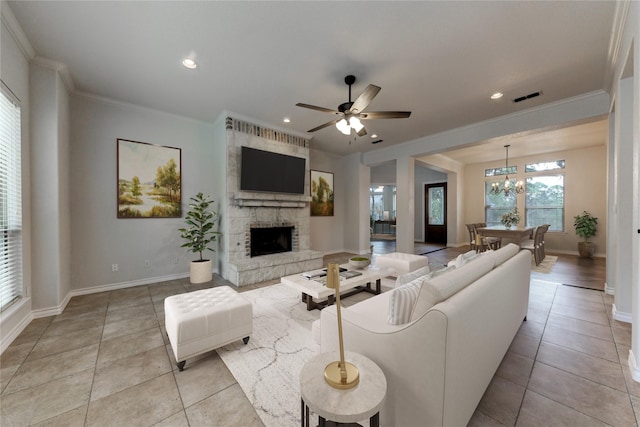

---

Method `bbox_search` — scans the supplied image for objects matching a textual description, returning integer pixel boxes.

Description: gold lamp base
[324,361,360,390]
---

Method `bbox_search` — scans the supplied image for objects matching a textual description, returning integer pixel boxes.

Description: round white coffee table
[300,351,386,427]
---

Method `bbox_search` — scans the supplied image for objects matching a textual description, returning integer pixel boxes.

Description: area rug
[217,284,319,427]
[531,254,557,273]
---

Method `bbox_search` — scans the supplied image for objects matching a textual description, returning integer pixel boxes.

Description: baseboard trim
[612,303,632,323]
[32,292,73,319]
[629,349,640,383]
[70,272,191,297]
[604,282,615,295]
[0,298,34,354]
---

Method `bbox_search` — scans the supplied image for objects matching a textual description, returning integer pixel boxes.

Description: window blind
[0,83,23,312]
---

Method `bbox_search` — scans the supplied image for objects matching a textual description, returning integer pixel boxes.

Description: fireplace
[250,226,294,257]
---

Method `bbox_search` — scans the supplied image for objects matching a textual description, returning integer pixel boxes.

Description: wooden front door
[425,183,447,244]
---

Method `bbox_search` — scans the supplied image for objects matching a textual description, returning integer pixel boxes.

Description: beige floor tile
[495,351,535,387]
[52,304,107,323]
[86,373,182,426]
[101,313,159,341]
[107,293,153,311]
[91,346,172,401]
[525,306,549,324]
[542,325,619,363]
[515,390,608,427]
[612,327,632,347]
[508,333,541,359]
[528,362,636,426]
[27,325,103,361]
[152,410,190,427]
[550,304,610,326]
[517,319,545,340]
[173,352,236,407]
[65,292,110,309]
[553,295,605,312]
[96,327,165,369]
[8,317,53,346]
[476,376,526,426]
[537,342,627,392]
[546,313,613,342]
[0,364,20,394]
[105,300,156,324]
[0,341,35,369]
[30,404,88,427]
[41,316,105,338]
[185,383,264,427]
[555,286,605,303]
[467,409,508,426]
[630,394,640,425]
[0,371,92,426]
[4,345,99,394]
[528,300,551,314]
[109,285,150,302]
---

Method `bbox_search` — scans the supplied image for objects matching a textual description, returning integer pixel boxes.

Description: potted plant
[179,192,221,283]
[573,210,598,258]
[500,208,520,229]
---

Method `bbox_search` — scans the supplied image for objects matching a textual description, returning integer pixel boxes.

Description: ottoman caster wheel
[177,361,186,371]
[243,336,250,344]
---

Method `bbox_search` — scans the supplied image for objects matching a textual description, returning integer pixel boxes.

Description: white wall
[309,148,345,254]
[70,94,220,292]
[29,62,71,312]
[462,145,607,254]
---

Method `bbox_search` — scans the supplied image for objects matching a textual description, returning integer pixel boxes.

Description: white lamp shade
[349,117,364,132]
[336,119,351,135]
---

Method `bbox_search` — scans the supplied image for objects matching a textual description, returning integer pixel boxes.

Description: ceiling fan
[296,75,411,137]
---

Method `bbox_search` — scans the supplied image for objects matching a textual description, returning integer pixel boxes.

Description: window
[1,84,22,312]
[525,174,564,231]
[484,181,516,225]
[369,185,396,221]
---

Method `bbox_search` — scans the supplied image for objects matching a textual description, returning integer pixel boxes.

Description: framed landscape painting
[117,138,182,218]
[310,170,334,216]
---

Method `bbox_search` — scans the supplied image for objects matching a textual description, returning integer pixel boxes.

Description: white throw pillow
[448,250,481,268]
[387,278,424,325]
[395,265,431,287]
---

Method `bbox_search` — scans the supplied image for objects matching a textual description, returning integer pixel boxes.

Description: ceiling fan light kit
[296,75,411,138]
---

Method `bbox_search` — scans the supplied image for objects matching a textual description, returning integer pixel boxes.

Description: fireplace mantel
[231,191,311,208]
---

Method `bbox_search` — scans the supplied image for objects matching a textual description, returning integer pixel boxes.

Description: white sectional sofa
[316,244,530,427]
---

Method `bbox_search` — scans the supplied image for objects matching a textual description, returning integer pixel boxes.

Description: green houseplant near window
[573,210,598,258]
[179,192,221,283]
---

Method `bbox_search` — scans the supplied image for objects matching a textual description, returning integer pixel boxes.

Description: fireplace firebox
[250,226,294,257]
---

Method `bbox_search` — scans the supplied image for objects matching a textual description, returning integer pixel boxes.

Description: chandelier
[490,145,524,196]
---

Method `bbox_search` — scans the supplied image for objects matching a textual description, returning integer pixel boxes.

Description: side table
[300,351,386,427]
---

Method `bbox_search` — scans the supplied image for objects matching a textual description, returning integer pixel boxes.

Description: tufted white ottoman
[375,252,429,276]
[165,286,252,371]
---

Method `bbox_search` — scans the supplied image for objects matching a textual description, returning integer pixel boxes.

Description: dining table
[475,225,535,246]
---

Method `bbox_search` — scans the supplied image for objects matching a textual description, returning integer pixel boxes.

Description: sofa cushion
[487,243,519,266]
[395,265,431,287]
[410,256,495,322]
[387,279,423,325]
[448,250,482,268]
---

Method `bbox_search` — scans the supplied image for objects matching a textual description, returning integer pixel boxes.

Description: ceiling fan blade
[349,84,381,113]
[359,111,412,119]
[356,126,367,137]
[296,103,339,114]
[307,118,341,133]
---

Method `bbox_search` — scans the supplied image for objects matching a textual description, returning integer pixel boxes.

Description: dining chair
[474,223,502,251]
[522,226,546,265]
[466,224,479,252]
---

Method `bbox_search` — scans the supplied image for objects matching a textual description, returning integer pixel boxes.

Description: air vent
[371,139,383,144]
[513,91,542,103]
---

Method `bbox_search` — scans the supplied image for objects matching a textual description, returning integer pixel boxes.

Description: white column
[606,114,616,295]
[395,156,415,254]
[630,36,640,381]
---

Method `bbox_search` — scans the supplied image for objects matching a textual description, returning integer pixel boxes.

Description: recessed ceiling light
[371,134,378,138]
[491,92,503,100]
[283,117,291,123]
[182,58,197,69]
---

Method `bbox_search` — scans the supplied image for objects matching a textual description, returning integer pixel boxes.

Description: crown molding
[1,1,35,59]
[604,0,632,96]
[31,56,75,92]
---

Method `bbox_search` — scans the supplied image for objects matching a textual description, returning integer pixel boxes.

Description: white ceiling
[6,1,616,160]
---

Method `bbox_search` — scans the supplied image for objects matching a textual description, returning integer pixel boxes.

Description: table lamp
[324,262,360,389]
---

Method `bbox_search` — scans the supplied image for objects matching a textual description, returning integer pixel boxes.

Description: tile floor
[1,259,637,426]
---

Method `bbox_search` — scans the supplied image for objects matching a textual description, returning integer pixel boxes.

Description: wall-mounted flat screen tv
[240,146,306,194]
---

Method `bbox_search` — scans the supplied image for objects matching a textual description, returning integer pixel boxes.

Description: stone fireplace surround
[223,118,323,286]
